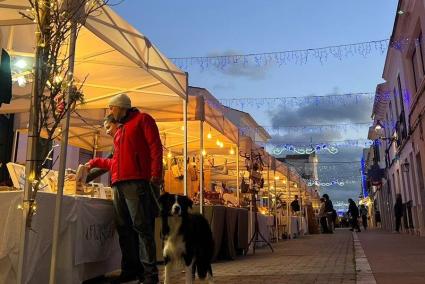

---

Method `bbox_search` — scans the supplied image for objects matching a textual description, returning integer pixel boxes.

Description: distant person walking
[359,204,368,230]
[319,197,329,233]
[323,194,334,233]
[394,194,403,233]
[347,198,361,232]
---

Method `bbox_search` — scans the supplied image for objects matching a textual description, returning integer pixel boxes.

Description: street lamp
[372,120,396,142]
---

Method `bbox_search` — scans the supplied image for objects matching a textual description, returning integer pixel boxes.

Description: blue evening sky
[114,0,399,205]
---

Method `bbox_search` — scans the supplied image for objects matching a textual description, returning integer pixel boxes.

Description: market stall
[0,1,188,282]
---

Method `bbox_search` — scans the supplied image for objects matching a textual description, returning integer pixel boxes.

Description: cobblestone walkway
[161,229,356,284]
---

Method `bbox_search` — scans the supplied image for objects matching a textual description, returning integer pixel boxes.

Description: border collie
[159,193,214,284]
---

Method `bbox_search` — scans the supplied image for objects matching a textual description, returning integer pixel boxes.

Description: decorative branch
[23,0,112,226]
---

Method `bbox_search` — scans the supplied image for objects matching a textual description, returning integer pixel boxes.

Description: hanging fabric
[0,49,12,107]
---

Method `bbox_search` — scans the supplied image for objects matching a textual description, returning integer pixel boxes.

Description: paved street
[156,228,356,284]
[88,228,425,283]
[357,229,425,284]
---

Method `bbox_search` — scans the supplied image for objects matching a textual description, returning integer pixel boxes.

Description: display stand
[245,150,273,255]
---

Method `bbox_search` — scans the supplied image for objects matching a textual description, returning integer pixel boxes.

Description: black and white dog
[159,192,214,284]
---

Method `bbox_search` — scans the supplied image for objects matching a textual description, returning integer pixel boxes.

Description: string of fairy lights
[171,37,423,70]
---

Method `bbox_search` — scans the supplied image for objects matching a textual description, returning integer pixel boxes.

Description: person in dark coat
[359,204,368,230]
[290,195,300,214]
[347,198,361,232]
[394,194,403,233]
[323,194,334,233]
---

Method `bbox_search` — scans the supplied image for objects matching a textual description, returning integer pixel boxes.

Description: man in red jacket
[87,93,162,284]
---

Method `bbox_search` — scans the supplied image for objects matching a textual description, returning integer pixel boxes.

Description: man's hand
[84,162,91,169]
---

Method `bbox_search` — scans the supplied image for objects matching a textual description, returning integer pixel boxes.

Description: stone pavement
[356,229,425,284]
[157,229,356,284]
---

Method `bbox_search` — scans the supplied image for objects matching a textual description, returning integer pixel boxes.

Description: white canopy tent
[0,0,187,113]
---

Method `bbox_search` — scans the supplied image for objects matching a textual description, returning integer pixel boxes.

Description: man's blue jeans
[113,180,158,283]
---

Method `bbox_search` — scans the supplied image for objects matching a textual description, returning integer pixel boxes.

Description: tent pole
[274,170,277,240]
[267,157,270,215]
[49,21,77,284]
[11,129,19,162]
[287,167,291,238]
[93,131,99,158]
[236,143,240,205]
[299,176,302,236]
[17,5,46,282]
[199,120,204,214]
[183,96,188,196]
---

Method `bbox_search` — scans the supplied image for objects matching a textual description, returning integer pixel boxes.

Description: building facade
[370,0,425,235]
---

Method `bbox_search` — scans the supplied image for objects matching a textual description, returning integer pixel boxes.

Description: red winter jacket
[89,109,163,185]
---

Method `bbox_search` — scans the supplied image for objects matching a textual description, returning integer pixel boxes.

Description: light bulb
[229,147,235,155]
[54,75,63,84]
[207,132,212,139]
[15,59,27,69]
[219,142,224,148]
[167,151,172,159]
[17,76,27,87]
[216,139,220,146]
[202,150,206,156]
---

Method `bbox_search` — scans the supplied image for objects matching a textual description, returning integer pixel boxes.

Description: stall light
[167,151,172,159]
[207,129,212,139]
[15,59,27,69]
[17,76,27,87]
[216,139,220,146]
[181,125,185,131]
[229,147,235,155]
[274,176,280,180]
[219,142,224,148]
[28,171,35,182]
[202,149,207,156]
[54,75,63,84]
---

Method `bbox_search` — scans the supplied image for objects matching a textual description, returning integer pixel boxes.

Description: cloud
[269,130,343,145]
[211,82,235,90]
[206,50,271,80]
[269,97,373,128]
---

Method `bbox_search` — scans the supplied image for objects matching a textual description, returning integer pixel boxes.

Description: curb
[353,232,376,284]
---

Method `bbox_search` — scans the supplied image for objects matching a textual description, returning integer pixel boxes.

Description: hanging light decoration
[207,129,212,139]
[229,147,235,155]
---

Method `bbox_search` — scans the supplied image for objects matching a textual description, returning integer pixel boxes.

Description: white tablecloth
[0,191,120,284]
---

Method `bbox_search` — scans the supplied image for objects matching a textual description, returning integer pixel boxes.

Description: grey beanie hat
[109,93,131,109]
